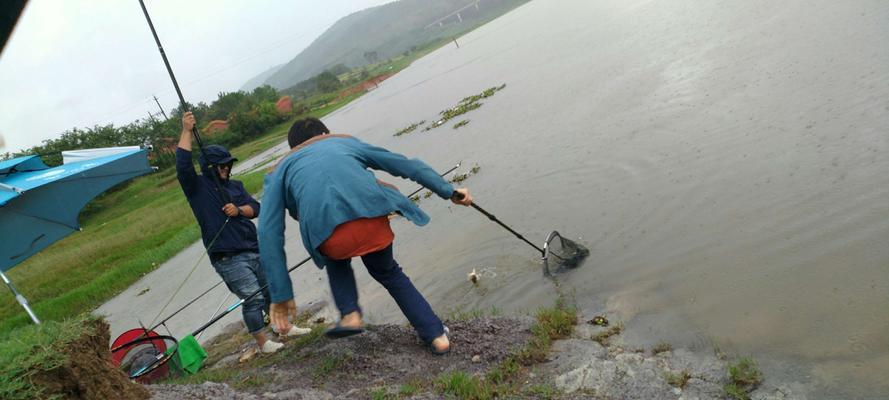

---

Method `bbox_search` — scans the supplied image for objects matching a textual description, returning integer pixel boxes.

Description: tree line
[2,85,291,169]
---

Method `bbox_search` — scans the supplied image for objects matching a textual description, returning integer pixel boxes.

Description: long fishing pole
[137,0,231,204]
[126,163,464,378]
[188,162,463,335]
[116,162,462,353]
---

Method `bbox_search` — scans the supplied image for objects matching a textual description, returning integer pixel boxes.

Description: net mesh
[543,231,590,276]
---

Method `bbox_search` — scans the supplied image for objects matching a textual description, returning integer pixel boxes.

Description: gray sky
[0,0,394,153]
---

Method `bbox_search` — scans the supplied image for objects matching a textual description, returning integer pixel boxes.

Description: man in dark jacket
[176,112,307,353]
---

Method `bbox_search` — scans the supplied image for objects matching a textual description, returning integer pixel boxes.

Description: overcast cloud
[0,0,394,153]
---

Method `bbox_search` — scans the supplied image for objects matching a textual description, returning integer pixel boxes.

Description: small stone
[471,355,482,362]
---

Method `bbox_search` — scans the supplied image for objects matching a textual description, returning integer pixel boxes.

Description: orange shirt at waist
[319,216,394,261]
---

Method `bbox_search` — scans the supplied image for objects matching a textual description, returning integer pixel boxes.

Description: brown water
[275,0,889,397]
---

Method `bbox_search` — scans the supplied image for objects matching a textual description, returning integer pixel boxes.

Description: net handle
[453,192,544,255]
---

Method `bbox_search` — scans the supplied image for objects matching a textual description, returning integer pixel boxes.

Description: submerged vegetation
[411,164,482,204]
[393,120,426,137]
[425,84,506,132]
[392,84,506,137]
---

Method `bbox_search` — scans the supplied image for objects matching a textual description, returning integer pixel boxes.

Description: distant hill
[246,0,530,90]
[240,63,284,91]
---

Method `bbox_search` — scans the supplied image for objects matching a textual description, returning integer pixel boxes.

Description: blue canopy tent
[0,147,153,324]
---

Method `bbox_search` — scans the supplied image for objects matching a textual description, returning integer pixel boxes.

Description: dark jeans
[325,244,444,344]
[211,251,269,334]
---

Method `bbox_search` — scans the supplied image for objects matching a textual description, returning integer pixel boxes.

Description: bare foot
[431,333,450,353]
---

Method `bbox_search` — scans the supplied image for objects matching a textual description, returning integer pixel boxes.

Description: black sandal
[324,324,364,339]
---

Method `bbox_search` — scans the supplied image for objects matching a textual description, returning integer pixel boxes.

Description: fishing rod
[124,162,464,378]
[115,162,462,353]
[137,0,231,204]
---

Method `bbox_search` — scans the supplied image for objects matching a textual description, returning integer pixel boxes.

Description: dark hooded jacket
[176,145,260,255]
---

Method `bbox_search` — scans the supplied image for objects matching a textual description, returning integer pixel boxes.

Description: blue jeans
[211,251,269,334]
[325,244,444,344]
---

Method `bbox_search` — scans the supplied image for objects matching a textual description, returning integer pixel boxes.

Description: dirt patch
[149,316,532,399]
[30,319,149,400]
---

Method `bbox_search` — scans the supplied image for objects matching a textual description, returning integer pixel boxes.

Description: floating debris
[393,120,426,137]
[396,84,506,136]
[450,173,469,184]
[411,163,481,205]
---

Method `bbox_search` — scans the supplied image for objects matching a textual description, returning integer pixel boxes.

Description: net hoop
[542,230,564,277]
[111,332,178,381]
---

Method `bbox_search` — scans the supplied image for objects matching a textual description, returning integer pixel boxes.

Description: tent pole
[0,270,40,324]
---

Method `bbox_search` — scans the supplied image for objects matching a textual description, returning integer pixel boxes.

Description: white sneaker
[260,340,284,354]
[275,325,312,337]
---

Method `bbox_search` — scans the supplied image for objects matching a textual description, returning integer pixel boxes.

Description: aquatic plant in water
[409,164,481,204]
[399,84,506,135]
[394,120,426,137]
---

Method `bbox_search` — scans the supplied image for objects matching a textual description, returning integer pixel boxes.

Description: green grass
[724,383,750,400]
[398,379,424,397]
[526,383,560,399]
[435,371,492,400]
[723,357,764,400]
[485,298,576,396]
[314,353,351,379]
[0,314,98,400]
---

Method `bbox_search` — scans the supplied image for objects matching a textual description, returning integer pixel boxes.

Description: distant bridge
[424,1,482,30]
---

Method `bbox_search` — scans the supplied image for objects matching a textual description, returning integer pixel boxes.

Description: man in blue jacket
[259,118,472,355]
[177,112,308,354]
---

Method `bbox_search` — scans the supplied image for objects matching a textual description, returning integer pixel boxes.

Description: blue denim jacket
[258,135,454,302]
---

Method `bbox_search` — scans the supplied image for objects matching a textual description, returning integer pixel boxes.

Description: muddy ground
[147,311,802,400]
[149,316,532,399]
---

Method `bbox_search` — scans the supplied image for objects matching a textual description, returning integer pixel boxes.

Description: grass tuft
[665,369,691,389]
[591,322,624,345]
[435,371,492,400]
[313,353,352,380]
[651,341,673,355]
[723,357,764,400]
